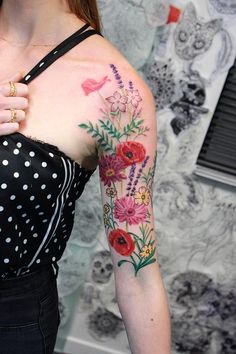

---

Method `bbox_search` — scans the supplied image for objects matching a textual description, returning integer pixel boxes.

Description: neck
[0,0,84,46]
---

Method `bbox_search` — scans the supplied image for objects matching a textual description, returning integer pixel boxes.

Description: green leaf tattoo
[99,119,122,141]
[78,122,116,154]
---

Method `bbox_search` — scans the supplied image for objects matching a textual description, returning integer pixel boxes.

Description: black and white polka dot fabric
[0,133,95,278]
[0,24,100,279]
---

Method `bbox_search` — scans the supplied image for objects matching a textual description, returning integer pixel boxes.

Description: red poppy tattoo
[109,228,135,256]
[116,141,146,167]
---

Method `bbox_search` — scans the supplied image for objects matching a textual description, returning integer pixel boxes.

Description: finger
[0,96,28,110]
[0,109,25,123]
[9,71,25,83]
[0,122,19,135]
[0,82,29,97]
[1,71,24,85]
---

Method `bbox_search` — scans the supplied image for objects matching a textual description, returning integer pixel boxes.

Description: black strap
[19,24,102,85]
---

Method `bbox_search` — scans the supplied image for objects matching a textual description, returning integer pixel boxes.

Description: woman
[0,0,171,353]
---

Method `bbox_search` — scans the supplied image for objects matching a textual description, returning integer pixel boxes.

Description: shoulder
[73,34,157,155]
[71,33,156,118]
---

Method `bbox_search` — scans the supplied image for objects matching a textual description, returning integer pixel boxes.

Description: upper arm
[79,63,159,284]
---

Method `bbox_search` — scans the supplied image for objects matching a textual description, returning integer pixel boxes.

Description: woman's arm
[79,64,171,354]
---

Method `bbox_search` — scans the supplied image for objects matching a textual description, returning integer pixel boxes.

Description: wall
[55,1,236,353]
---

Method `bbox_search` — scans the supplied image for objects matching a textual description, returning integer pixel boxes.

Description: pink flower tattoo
[106,91,128,112]
[126,89,142,108]
[99,154,127,187]
[81,76,111,96]
[114,196,147,225]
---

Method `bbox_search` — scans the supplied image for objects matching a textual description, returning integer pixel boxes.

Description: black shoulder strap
[19,24,102,85]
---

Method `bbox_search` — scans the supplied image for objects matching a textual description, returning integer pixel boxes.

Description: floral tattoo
[79,64,157,276]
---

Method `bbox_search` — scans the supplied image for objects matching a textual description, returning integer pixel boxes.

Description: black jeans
[0,264,60,354]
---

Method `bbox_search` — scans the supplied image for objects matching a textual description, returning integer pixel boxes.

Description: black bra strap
[19,24,102,85]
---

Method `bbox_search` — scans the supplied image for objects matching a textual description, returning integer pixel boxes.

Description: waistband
[0,264,57,295]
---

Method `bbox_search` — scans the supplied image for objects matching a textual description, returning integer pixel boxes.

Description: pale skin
[0,1,171,353]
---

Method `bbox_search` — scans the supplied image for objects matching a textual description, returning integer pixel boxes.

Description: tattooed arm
[79,64,171,354]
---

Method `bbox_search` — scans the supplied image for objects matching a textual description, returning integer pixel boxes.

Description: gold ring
[9,108,17,123]
[8,81,17,97]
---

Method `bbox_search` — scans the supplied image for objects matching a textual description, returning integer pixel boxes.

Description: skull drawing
[91,250,114,284]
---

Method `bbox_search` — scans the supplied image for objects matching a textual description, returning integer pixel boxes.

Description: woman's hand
[0,72,28,135]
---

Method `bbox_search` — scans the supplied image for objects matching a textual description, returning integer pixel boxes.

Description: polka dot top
[0,24,100,279]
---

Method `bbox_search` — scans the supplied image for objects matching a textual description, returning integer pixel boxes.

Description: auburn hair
[0,0,101,32]
[67,0,101,32]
